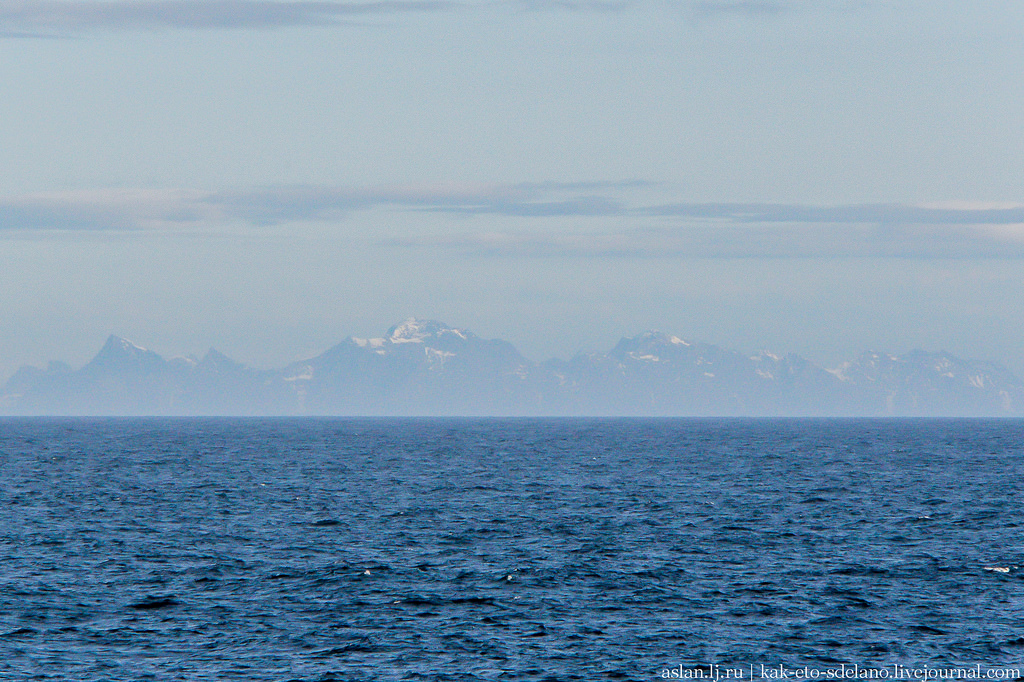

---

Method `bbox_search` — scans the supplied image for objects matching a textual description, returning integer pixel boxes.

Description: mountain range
[2,319,1021,416]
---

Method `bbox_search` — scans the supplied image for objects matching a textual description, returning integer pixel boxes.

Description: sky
[2,0,1024,380]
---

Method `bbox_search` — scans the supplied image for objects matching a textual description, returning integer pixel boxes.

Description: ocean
[1,418,1023,681]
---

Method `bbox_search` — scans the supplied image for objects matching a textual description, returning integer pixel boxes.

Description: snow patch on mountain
[387,318,468,344]
[4,321,1023,416]
[112,336,148,354]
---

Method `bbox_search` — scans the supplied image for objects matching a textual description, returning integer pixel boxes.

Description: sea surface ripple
[1,418,1023,680]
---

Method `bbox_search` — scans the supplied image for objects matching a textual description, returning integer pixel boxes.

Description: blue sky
[2,0,1023,377]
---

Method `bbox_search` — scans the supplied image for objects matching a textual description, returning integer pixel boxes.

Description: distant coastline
[3,319,1021,417]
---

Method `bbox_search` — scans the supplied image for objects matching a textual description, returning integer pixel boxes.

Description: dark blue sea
[2,418,1024,681]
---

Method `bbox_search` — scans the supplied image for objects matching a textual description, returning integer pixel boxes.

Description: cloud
[403,197,1024,258]
[690,0,790,19]
[515,180,655,192]
[400,222,1024,259]
[418,180,652,217]
[0,0,460,35]
[204,182,620,222]
[0,0,841,35]
[0,182,638,229]
[3,184,1024,259]
[640,202,1024,225]
[510,0,634,11]
[514,0,795,14]
[0,29,76,39]
[0,188,215,230]
[422,196,625,217]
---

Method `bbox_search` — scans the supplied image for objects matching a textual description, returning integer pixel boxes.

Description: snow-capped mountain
[828,349,1021,416]
[285,318,544,415]
[1,335,297,416]
[2,335,183,415]
[2,322,1022,416]
[546,331,847,415]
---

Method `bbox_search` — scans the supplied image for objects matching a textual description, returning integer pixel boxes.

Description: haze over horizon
[3,0,1023,385]
[5,316,1024,381]
[6,317,1022,417]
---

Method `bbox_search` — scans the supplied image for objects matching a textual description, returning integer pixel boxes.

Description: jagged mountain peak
[635,331,690,345]
[198,348,245,370]
[82,335,166,373]
[385,318,471,344]
[612,331,691,353]
[100,334,150,356]
[202,347,231,362]
[4,322,1023,416]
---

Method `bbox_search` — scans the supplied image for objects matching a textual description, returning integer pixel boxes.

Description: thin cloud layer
[2,184,1023,258]
[0,188,215,230]
[0,0,822,34]
[0,0,459,34]
[0,182,636,229]
[641,202,1024,225]
[691,0,790,18]
[402,223,1024,259]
